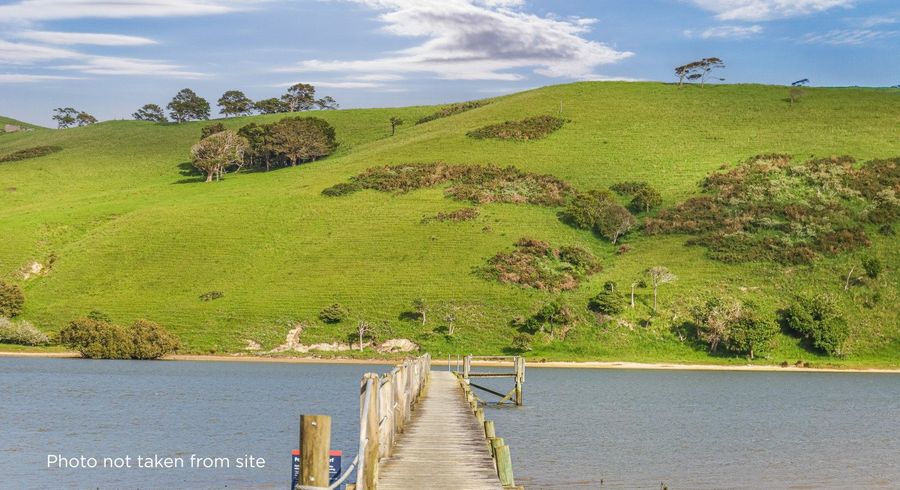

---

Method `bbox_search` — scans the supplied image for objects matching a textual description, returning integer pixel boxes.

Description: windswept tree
[267,116,337,166]
[217,90,254,117]
[253,97,289,114]
[132,103,167,122]
[76,111,97,126]
[281,83,316,112]
[316,96,339,110]
[389,116,404,136]
[190,130,249,182]
[674,57,725,87]
[413,298,428,325]
[52,107,78,128]
[167,88,210,123]
[237,123,271,170]
[596,203,635,245]
[644,266,676,312]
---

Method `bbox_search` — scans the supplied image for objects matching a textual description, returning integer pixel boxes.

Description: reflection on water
[1,358,898,489]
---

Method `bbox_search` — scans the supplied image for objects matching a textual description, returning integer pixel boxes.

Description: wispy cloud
[0,73,82,83]
[16,30,158,46]
[684,24,763,39]
[801,28,898,45]
[687,0,855,21]
[278,0,633,81]
[0,0,266,22]
[272,80,384,89]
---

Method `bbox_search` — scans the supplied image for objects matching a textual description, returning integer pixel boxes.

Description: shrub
[422,207,479,223]
[59,318,134,359]
[466,115,565,141]
[321,182,360,197]
[780,294,849,356]
[862,256,881,279]
[646,154,900,264]
[0,145,63,163]
[416,100,489,124]
[510,333,533,352]
[480,238,600,292]
[130,319,180,359]
[691,297,775,359]
[588,289,625,315]
[561,190,615,229]
[59,317,179,359]
[200,122,226,139]
[330,163,574,206]
[319,303,349,324]
[610,181,649,195]
[629,186,662,213]
[524,302,577,341]
[200,291,224,301]
[0,317,49,345]
[0,281,25,318]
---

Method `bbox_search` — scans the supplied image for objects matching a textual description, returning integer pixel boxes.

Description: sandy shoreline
[1,350,898,373]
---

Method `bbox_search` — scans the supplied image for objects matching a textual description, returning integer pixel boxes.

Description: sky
[0,0,897,125]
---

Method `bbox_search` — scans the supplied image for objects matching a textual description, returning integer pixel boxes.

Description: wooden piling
[514,356,524,406]
[484,420,496,439]
[299,414,331,489]
[495,444,515,488]
[362,373,380,489]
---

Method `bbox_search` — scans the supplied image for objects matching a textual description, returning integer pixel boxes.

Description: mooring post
[484,420,496,439]
[514,356,524,406]
[463,354,471,380]
[299,414,331,489]
[361,373,380,489]
[496,444,516,488]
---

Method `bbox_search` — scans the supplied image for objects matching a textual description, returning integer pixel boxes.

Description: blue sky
[0,0,897,125]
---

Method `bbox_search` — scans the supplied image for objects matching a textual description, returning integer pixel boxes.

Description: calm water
[1,358,898,489]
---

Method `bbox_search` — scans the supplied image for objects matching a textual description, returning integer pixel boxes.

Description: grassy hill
[1,82,898,366]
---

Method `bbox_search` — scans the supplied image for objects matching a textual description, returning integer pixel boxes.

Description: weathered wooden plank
[377,371,503,490]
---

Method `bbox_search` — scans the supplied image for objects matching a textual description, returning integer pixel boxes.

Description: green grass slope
[1,82,898,366]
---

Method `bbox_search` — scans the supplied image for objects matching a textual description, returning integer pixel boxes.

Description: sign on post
[291,449,342,489]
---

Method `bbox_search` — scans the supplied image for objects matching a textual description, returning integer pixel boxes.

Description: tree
[629,186,662,213]
[59,318,133,359]
[692,297,776,359]
[267,117,337,166]
[238,123,272,170]
[0,281,25,318]
[596,203,635,244]
[413,298,428,325]
[389,116,404,136]
[674,57,725,87]
[218,90,254,117]
[444,307,458,336]
[133,103,167,122]
[525,302,576,341]
[630,279,646,308]
[727,315,777,360]
[588,289,625,315]
[200,122,226,140]
[190,129,249,182]
[644,266,676,311]
[281,83,316,112]
[788,88,804,106]
[354,320,375,351]
[52,107,78,128]
[167,88,210,123]
[76,112,97,126]
[253,98,289,114]
[316,96,339,110]
[130,319,180,359]
[781,294,849,356]
[319,303,349,324]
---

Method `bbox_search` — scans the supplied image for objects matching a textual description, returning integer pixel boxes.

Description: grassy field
[1,82,898,366]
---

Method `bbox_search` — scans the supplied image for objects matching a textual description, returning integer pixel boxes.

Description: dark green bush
[466,115,565,141]
[691,297,776,359]
[629,186,662,213]
[59,318,134,359]
[321,182,361,197]
[510,333,533,352]
[200,123,226,139]
[130,319,180,359]
[416,100,489,124]
[59,317,179,359]
[562,191,635,243]
[524,302,577,340]
[862,256,881,279]
[0,145,62,163]
[780,294,849,356]
[319,303,349,324]
[0,281,24,318]
[588,289,625,315]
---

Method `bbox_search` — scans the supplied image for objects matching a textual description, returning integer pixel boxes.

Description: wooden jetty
[296,354,522,490]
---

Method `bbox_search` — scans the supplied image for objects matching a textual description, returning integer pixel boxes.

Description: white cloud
[856,15,898,28]
[687,0,855,21]
[279,0,633,81]
[684,24,763,39]
[801,29,898,45]
[0,40,204,77]
[273,80,383,88]
[0,73,81,82]
[16,30,158,46]
[0,0,265,22]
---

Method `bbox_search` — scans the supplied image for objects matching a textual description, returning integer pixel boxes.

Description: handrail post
[463,354,471,380]
[362,373,380,489]
[514,356,524,406]
[299,414,331,489]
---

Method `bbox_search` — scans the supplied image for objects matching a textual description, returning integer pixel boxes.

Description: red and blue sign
[291,449,342,489]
